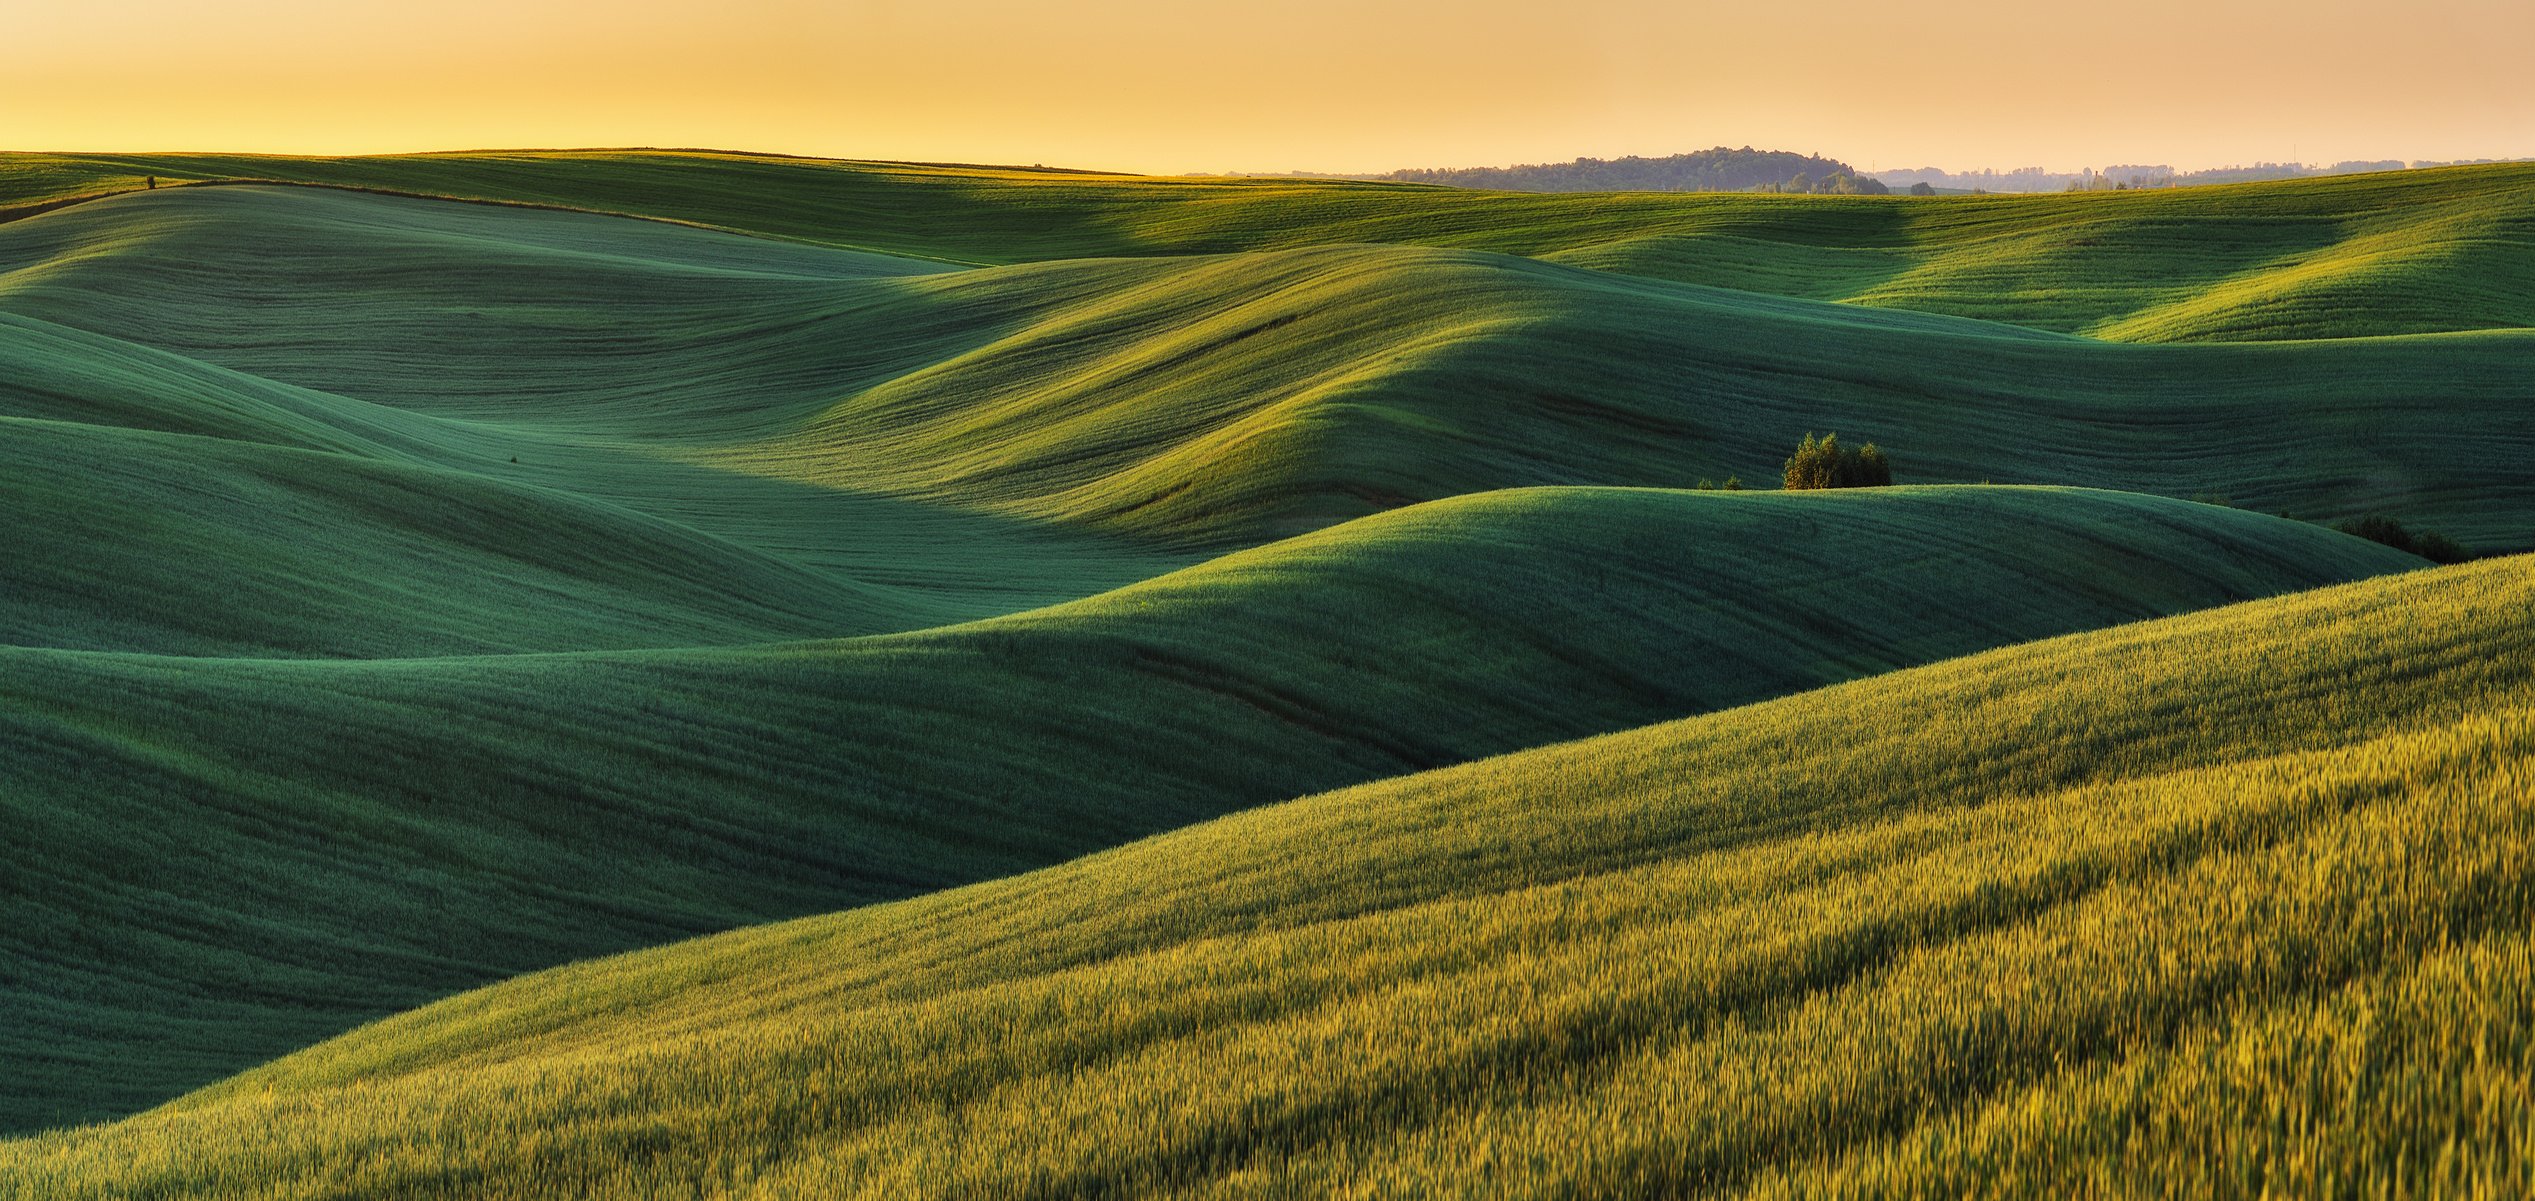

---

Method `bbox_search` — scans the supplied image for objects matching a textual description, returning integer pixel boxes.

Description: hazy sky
[5,0,2530,174]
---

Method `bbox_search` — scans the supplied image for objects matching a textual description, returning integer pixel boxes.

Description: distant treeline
[1875,158,2526,194]
[1372,147,1889,195]
[1278,150,2530,197]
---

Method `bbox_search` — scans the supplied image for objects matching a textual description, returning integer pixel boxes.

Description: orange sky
[5,0,2530,175]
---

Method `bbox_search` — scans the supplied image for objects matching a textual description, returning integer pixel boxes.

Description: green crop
[2,151,2529,1192]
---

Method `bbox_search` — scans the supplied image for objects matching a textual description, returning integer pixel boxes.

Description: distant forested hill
[1874,157,2530,194]
[1375,147,1888,194]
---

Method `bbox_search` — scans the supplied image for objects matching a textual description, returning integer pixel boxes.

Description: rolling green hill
[2,149,2531,1189]
[0,417,949,656]
[705,243,2535,547]
[7,187,2531,553]
[4,553,2524,1198]
[0,483,2411,1130]
[8,149,2532,341]
[0,189,1191,628]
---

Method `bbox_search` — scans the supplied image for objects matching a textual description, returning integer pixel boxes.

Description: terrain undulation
[2,151,2532,1197]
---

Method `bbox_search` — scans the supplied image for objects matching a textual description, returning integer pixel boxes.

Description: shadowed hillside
[5,151,2533,341]
[6,555,2525,1197]
[6,188,2532,553]
[0,485,2416,1129]
[2,152,2531,1187]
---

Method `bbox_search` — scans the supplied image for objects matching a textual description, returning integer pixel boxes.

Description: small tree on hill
[1783,432,1893,489]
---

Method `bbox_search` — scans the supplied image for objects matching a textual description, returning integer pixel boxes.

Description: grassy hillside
[0,485,2414,1130]
[7,187,2532,553]
[0,417,956,656]
[8,150,2531,341]
[0,190,1190,629]
[708,244,2535,548]
[4,149,2530,1184]
[5,554,2525,1197]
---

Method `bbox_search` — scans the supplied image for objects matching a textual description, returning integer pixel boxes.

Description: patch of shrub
[1694,476,1745,491]
[2336,514,2473,564]
[1782,433,1892,490]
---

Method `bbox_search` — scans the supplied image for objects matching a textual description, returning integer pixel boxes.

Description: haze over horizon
[5,0,2530,177]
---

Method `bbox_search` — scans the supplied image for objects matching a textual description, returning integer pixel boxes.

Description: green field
[9,554,2529,1198]
[9,185,2531,551]
[1,152,2528,1192]
[9,150,2533,340]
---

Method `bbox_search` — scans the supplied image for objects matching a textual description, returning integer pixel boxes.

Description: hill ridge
[8,553,2523,1194]
[3,151,2531,1187]
[0,484,2419,1129]
[7,152,2533,341]
[18,187,2518,552]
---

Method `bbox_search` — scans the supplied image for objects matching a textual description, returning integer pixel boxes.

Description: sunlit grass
[1,152,2530,1185]
[15,187,2531,556]
[4,557,2526,1197]
[0,482,2400,1128]
[8,150,2530,342]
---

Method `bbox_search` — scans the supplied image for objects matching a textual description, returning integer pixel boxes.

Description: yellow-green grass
[4,155,2531,1176]
[0,183,2510,1127]
[7,187,2533,554]
[7,150,2532,341]
[0,485,2415,1130]
[704,243,2535,549]
[6,555,2527,1198]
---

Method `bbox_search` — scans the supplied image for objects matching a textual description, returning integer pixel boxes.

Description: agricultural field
[1,152,2530,1194]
